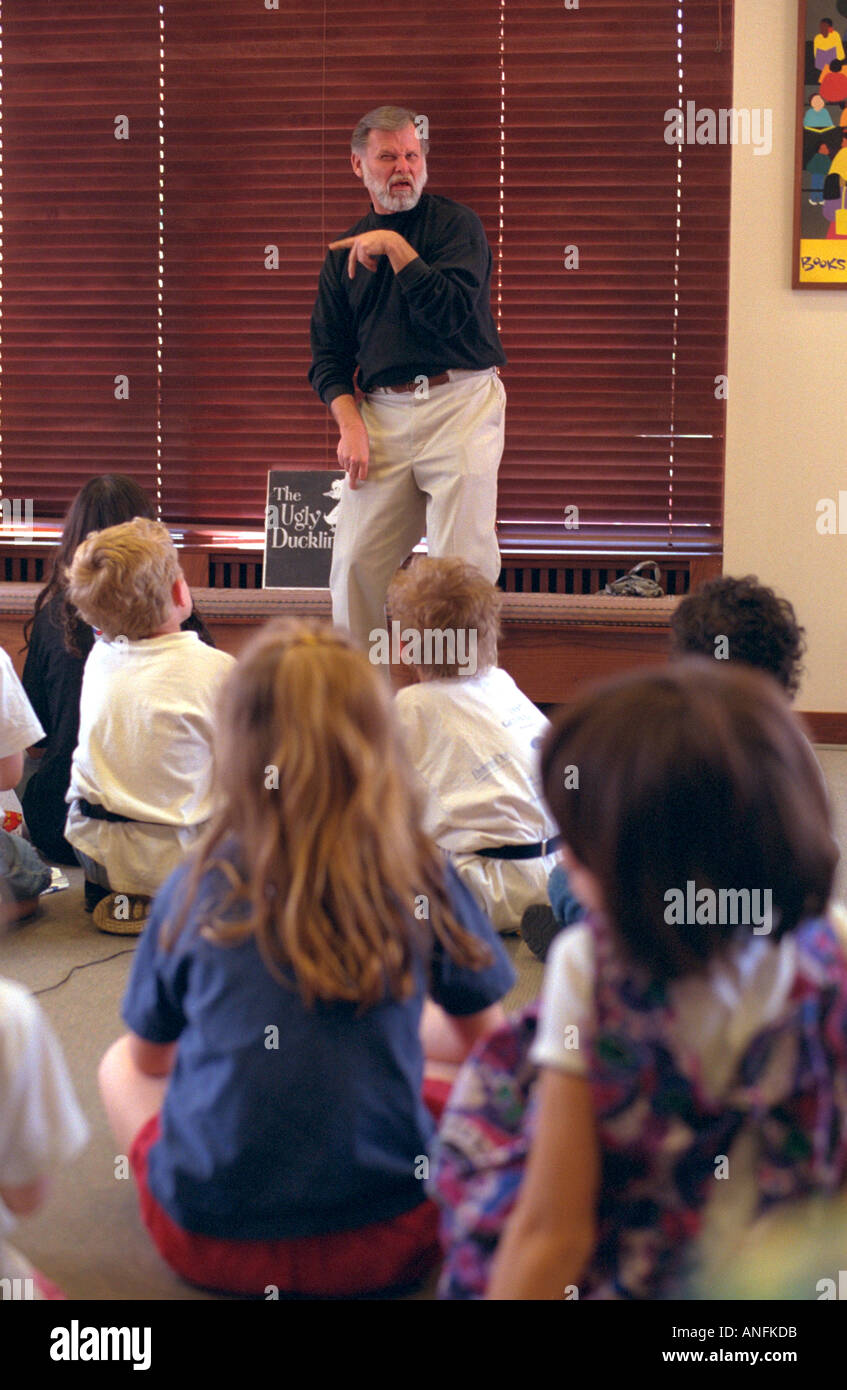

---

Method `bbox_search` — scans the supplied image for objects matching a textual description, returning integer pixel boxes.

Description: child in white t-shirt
[64,517,234,932]
[0,977,88,1298]
[0,648,51,926]
[387,557,558,933]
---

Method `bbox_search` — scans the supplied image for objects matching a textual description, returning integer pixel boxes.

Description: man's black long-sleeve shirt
[308,193,506,406]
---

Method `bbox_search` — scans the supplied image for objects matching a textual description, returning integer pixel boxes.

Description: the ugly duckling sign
[263,470,345,588]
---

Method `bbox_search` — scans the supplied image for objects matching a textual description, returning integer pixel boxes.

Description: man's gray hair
[351,106,429,155]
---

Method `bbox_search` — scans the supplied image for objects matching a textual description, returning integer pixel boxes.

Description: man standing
[309,106,506,648]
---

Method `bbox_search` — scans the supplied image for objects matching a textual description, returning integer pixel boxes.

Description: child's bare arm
[0,1175,50,1216]
[0,749,23,791]
[487,1067,598,1299]
[421,998,506,1066]
[128,1034,177,1078]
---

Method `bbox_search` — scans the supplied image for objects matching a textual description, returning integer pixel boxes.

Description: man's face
[822,21,833,35]
[351,124,427,214]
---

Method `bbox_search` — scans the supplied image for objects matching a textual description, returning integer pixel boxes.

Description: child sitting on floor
[522,573,811,963]
[98,620,513,1298]
[0,977,88,1298]
[387,556,560,934]
[64,517,234,932]
[22,474,215,867]
[0,647,51,926]
[669,573,806,698]
[433,662,847,1299]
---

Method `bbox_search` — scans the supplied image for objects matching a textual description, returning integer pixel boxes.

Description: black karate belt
[77,798,136,825]
[472,834,563,861]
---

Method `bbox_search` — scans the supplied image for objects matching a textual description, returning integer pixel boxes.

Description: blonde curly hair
[65,516,180,640]
[386,556,501,680]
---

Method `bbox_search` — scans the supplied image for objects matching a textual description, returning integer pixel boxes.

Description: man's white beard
[363,165,428,213]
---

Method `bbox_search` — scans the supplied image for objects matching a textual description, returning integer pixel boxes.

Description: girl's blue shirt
[122,852,514,1240]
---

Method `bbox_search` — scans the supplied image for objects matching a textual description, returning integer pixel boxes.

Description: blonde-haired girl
[99,620,513,1297]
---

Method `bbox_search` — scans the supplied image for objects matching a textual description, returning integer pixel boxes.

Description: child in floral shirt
[433,661,847,1299]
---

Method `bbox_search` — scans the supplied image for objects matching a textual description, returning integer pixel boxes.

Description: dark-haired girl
[22,475,212,869]
[434,662,847,1299]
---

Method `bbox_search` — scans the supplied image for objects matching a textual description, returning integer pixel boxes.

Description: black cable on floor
[32,947,137,996]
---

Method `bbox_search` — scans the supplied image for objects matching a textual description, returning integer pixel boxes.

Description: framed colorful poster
[794,2,847,286]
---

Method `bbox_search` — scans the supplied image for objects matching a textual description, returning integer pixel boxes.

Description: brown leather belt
[379,372,451,394]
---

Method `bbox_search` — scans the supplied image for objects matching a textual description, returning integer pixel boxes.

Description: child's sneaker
[519,904,561,962]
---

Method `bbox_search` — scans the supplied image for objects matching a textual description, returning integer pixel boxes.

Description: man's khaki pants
[330,368,505,648]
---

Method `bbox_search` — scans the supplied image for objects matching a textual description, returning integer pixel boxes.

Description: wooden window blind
[0,1,731,553]
[497,0,732,552]
[1,1,161,518]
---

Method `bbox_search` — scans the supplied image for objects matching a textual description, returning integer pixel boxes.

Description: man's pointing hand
[329,230,419,279]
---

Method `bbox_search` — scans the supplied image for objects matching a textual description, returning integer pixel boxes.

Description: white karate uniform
[65,630,234,896]
[394,666,557,931]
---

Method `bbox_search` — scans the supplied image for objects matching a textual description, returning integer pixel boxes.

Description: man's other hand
[337,416,370,488]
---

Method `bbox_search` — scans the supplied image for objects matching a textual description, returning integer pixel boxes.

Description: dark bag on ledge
[603,560,664,597]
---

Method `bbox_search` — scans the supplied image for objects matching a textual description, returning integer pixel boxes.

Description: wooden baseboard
[798,713,847,744]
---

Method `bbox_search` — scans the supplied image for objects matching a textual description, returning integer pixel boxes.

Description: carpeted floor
[2,747,844,1301]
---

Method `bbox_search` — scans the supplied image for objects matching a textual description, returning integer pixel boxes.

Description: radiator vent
[207,556,691,595]
[2,556,47,584]
[498,561,690,596]
[209,559,264,589]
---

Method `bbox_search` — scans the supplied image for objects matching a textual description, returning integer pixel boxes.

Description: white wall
[725,0,847,710]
